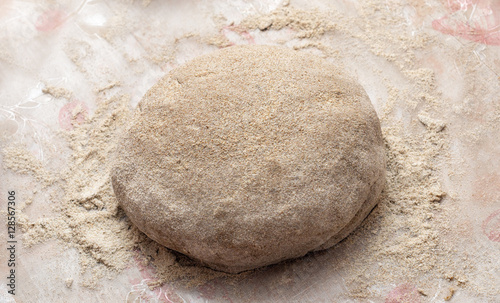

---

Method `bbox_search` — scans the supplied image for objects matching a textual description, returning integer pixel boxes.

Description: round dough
[111,45,385,273]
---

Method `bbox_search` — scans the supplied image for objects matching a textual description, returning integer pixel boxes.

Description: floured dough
[111,45,385,273]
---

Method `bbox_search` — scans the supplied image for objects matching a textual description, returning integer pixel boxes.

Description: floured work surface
[0,0,499,302]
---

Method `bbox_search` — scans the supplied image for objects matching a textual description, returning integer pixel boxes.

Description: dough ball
[111,45,385,273]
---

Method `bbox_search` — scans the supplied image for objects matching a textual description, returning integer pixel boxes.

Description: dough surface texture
[111,45,385,273]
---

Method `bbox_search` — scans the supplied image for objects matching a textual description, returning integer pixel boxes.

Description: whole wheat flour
[1,0,498,300]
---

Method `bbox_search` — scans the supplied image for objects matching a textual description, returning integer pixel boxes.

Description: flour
[1,0,498,300]
[42,85,73,100]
